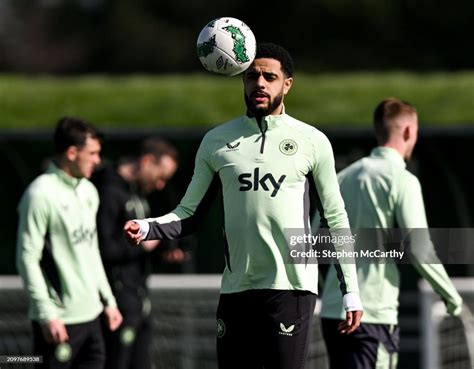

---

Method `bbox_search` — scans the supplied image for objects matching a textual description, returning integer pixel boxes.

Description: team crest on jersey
[279,139,298,155]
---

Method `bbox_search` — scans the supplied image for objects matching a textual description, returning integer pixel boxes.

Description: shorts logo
[121,326,136,346]
[55,343,72,362]
[279,139,298,155]
[216,319,226,338]
[279,323,295,336]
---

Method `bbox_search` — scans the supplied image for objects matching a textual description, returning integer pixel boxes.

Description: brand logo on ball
[55,343,72,362]
[216,319,226,338]
[216,56,227,70]
[279,139,298,155]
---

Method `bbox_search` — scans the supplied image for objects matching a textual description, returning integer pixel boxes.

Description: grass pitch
[1,72,473,130]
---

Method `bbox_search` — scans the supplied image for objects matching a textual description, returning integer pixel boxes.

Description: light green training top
[141,113,360,298]
[319,147,462,324]
[16,163,117,324]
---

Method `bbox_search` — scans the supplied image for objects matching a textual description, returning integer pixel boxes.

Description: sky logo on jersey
[238,167,286,197]
[71,226,96,245]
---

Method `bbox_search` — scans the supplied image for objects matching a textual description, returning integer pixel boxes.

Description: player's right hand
[123,220,143,246]
[338,310,363,335]
[104,306,123,331]
[446,300,463,316]
[41,319,69,344]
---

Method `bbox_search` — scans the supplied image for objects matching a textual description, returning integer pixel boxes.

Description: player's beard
[245,91,284,119]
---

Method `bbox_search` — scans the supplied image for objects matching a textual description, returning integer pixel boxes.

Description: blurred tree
[0,0,473,73]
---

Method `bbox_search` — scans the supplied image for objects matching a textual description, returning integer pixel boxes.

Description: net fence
[420,278,474,369]
[0,275,328,369]
[3,275,472,369]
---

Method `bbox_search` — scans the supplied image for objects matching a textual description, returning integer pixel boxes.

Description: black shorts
[32,317,105,369]
[216,289,317,369]
[321,318,400,369]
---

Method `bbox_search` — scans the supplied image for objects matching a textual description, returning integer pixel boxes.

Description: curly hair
[255,42,294,77]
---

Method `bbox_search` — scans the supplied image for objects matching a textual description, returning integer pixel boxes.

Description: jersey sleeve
[396,175,463,315]
[311,133,360,297]
[143,134,219,240]
[16,189,59,323]
[92,232,118,308]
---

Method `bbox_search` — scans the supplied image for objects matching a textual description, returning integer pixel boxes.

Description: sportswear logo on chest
[226,141,240,151]
[238,167,286,197]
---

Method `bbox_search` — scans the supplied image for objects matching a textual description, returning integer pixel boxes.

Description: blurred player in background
[124,43,363,369]
[16,117,122,368]
[92,137,179,369]
[317,98,463,369]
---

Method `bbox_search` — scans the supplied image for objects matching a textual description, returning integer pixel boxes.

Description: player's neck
[380,142,407,161]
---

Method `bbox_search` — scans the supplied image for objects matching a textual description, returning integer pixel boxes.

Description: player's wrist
[133,219,150,239]
[343,292,363,312]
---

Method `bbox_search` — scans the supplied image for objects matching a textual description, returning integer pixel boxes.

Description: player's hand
[41,319,69,344]
[446,300,463,317]
[161,248,189,264]
[338,310,363,335]
[104,306,123,332]
[123,220,143,246]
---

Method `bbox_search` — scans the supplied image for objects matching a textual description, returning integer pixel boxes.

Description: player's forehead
[79,136,101,152]
[246,58,283,76]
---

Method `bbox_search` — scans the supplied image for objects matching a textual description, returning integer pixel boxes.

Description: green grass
[1,72,474,130]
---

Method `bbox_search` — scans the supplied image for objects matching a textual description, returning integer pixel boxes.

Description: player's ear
[283,77,293,95]
[402,125,411,142]
[65,145,78,161]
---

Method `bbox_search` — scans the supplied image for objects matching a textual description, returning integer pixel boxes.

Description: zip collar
[47,162,82,188]
[242,112,288,154]
[243,112,288,132]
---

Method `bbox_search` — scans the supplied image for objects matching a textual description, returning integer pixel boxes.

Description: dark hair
[53,116,102,154]
[140,137,179,164]
[255,42,294,77]
[373,98,417,143]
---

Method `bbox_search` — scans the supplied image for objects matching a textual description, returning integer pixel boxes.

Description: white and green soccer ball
[196,17,257,76]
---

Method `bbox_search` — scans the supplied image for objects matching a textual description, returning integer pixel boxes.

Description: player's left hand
[338,310,363,335]
[104,306,123,331]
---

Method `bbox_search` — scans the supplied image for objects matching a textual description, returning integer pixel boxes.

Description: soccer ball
[196,17,256,76]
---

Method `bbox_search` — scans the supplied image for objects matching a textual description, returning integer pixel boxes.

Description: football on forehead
[196,17,257,76]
